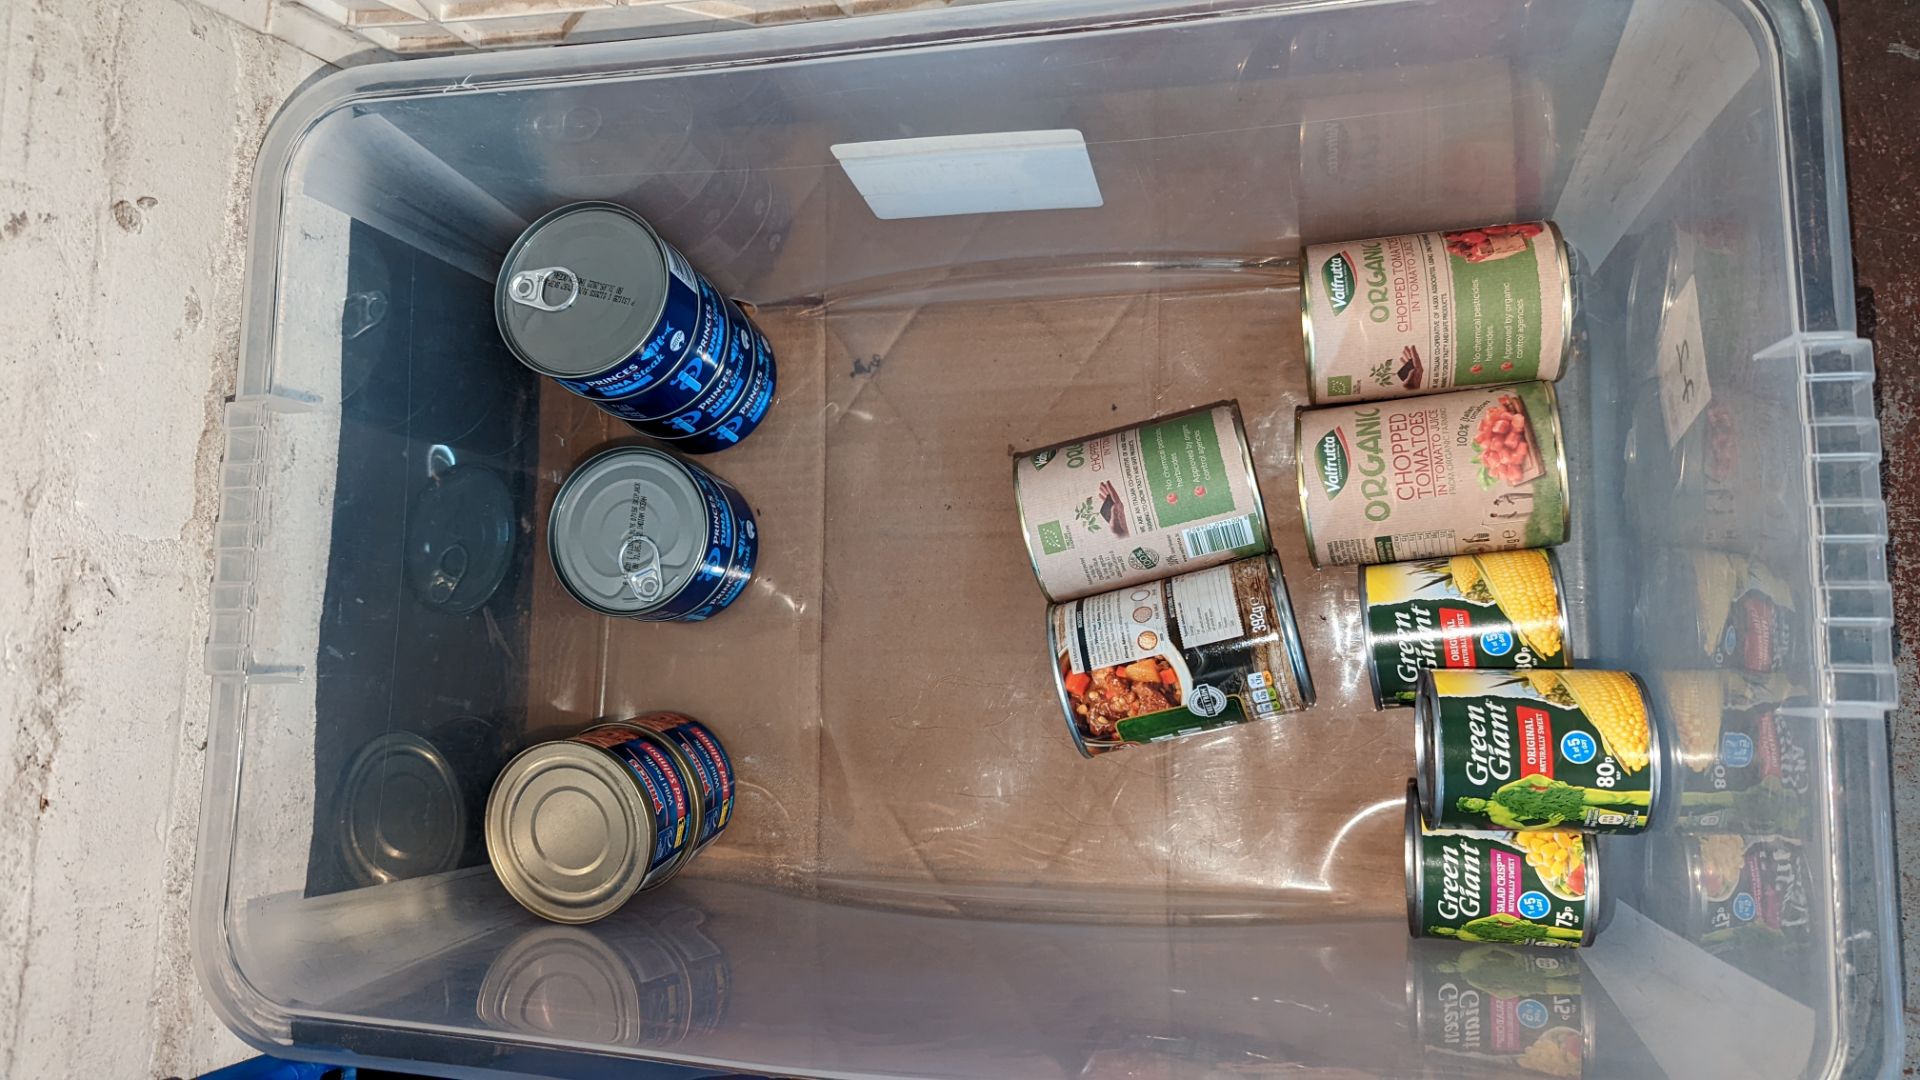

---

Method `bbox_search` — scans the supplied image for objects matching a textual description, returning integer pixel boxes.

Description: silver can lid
[486,742,657,924]
[1263,553,1316,708]
[1404,780,1423,938]
[496,202,673,379]
[335,731,467,886]
[549,447,710,617]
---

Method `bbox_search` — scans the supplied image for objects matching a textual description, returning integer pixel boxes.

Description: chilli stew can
[496,201,775,451]
[1416,669,1662,834]
[1407,783,1600,948]
[1048,553,1313,757]
[1361,549,1572,709]
[1302,221,1572,404]
[1296,381,1569,567]
[549,447,757,622]
[1016,402,1271,603]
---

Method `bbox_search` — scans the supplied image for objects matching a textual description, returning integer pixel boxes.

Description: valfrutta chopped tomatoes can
[1302,221,1572,404]
[1296,382,1569,567]
[1015,402,1271,603]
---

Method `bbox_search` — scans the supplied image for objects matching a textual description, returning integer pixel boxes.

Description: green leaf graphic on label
[1142,414,1235,528]
[1038,520,1068,555]
[1323,251,1356,314]
[1316,428,1351,499]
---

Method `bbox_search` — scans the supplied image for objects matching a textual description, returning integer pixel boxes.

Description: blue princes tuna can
[660,326,778,455]
[496,202,776,450]
[548,447,757,622]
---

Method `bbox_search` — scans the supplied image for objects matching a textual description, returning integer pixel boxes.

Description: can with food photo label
[549,446,757,622]
[1302,221,1572,404]
[1295,382,1569,567]
[1407,940,1591,1077]
[1048,553,1313,757]
[1657,672,1812,833]
[1417,669,1661,833]
[1016,402,1271,603]
[486,724,708,924]
[1406,784,1599,948]
[496,201,776,451]
[1361,549,1572,709]
[1649,833,1812,958]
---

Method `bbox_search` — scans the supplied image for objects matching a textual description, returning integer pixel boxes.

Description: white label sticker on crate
[830,130,1103,220]
[1657,276,1711,446]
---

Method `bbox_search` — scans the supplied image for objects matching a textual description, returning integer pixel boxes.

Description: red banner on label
[1756,708,1780,780]
[1518,706,1554,778]
[1439,607,1477,667]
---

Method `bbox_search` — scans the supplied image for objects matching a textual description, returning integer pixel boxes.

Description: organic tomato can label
[1406,785,1596,948]
[1407,942,1590,1077]
[1296,382,1569,567]
[1048,554,1313,757]
[1361,550,1572,709]
[1417,670,1660,834]
[1016,402,1270,602]
[1302,222,1571,404]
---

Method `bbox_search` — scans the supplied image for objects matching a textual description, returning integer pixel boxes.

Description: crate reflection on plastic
[1406,940,1591,1077]
[476,901,731,1047]
[1651,670,1814,835]
[332,716,515,887]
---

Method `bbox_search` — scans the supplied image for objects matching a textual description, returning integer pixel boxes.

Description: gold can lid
[486,742,657,924]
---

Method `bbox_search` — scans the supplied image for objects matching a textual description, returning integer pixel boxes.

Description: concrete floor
[1,1,1916,1078]
[0,1,317,1075]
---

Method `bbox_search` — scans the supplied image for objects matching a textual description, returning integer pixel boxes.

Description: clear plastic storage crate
[194,0,1901,1077]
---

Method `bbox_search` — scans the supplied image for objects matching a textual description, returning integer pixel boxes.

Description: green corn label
[1425,671,1653,833]
[1414,825,1589,947]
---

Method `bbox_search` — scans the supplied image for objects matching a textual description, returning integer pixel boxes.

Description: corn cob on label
[1672,688,1813,833]
[1410,817,1591,948]
[1683,836,1811,954]
[1423,670,1656,833]
[1409,944,1587,1077]
[1303,223,1570,404]
[1363,552,1570,707]
[1017,403,1269,602]
[1296,382,1568,567]
[1049,555,1311,757]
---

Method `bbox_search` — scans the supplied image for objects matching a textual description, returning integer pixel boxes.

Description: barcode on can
[664,243,696,289]
[1181,515,1257,557]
